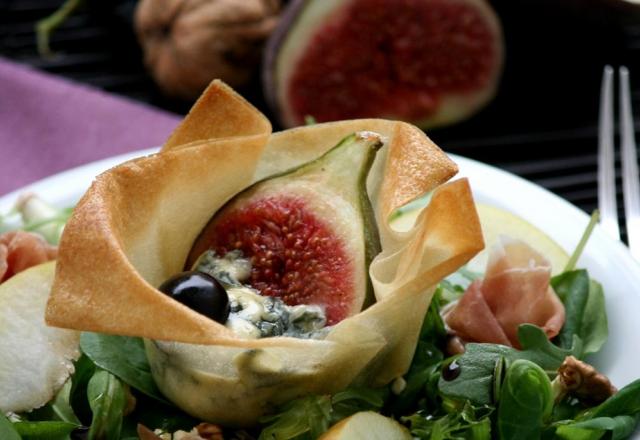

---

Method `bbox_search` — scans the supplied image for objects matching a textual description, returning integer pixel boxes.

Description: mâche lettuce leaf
[0,414,21,440]
[80,333,167,404]
[13,421,78,440]
[87,370,126,440]
[552,270,608,357]
[439,325,581,405]
[497,360,553,440]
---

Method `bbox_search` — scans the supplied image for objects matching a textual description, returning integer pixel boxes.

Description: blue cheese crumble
[194,250,330,339]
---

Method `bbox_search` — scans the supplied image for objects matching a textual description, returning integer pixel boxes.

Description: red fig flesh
[187,132,383,325]
[264,0,504,128]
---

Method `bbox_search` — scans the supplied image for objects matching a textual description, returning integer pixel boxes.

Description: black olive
[442,360,461,381]
[159,271,230,324]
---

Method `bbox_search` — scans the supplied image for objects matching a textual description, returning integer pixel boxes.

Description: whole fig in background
[135,0,281,100]
[264,0,504,129]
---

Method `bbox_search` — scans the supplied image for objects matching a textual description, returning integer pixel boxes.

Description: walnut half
[556,355,617,405]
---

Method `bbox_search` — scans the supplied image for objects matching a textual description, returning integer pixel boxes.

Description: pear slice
[0,262,80,413]
[187,131,384,324]
[319,412,412,440]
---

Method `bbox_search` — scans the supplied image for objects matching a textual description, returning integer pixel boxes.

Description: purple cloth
[0,57,181,196]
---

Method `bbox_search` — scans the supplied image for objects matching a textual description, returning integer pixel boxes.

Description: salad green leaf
[404,401,493,439]
[259,395,332,440]
[551,397,589,422]
[27,380,81,425]
[552,270,608,357]
[80,333,167,403]
[549,375,640,439]
[439,325,581,405]
[582,379,640,420]
[0,413,21,440]
[258,387,386,440]
[555,415,639,440]
[389,288,447,416]
[497,359,553,440]
[13,421,78,440]
[69,354,97,425]
[331,387,387,421]
[122,394,198,435]
[87,369,126,440]
[50,380,81,425]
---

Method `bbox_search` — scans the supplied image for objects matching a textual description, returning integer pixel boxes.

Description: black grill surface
[2,0,639,243]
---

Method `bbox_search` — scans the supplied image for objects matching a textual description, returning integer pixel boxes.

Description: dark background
[1,0,639,238]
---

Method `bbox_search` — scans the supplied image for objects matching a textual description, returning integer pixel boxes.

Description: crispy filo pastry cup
[46,81,483,426]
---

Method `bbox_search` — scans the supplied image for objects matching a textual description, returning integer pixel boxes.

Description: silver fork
[598,65,640,261]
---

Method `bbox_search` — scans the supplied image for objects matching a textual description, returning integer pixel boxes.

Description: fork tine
[598,66,620,241]
[619,67,640,260]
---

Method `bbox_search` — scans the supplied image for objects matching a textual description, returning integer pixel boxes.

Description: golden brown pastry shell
[46,80,483,425]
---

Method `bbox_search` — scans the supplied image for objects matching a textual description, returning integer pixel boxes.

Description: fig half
[264,0,504,128]
[187,131,383,324]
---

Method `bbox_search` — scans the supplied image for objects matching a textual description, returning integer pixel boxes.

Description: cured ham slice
[0,231,57,283]
[445,237,565,348]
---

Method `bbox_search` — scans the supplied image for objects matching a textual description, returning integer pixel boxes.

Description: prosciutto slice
[446,237,565,348]
[0,231,57,283]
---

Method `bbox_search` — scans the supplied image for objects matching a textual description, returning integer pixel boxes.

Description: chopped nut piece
[137,423,224,440]
[195,423,224,440]
[137,424,163,440]
[557,356,617,404]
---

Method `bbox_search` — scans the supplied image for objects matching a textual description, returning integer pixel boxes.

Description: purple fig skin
[262,0,307,127]
[263,0,504,129]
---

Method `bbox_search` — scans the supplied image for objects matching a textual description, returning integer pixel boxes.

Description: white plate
[1,151,639,420]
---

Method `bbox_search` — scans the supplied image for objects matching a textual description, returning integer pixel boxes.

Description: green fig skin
[186,132,383,324]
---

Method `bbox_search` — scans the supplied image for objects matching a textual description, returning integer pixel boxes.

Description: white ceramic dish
[1,150,639,431]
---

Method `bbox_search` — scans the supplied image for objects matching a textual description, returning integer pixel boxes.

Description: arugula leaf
[403,401,493,439]
[497,360,553,440]
[439,325,581,405]
[50,380,81,424]
[87,369,126,440]
[0,413,21,440]
[583,379,640,420]
[13,421,78,440]
[550,380,640,440]
[551,397,589,422]
[418,288,448,342]
[259,396,331,440]
[26,380,81,425]
[331,387,387,421]
[80,333,168,403]
[388,342,442,416]
[258,387,385,440]
[552,270,608,357]
[388,287,448,415]
[555,415,639,440]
